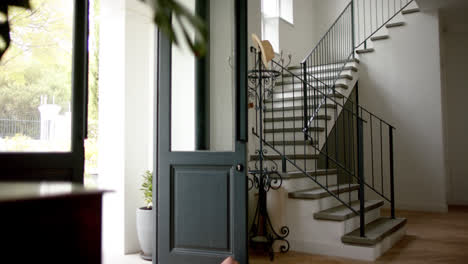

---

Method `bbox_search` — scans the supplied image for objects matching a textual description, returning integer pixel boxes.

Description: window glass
[280,0,293,24]
[262,17,279,52]
[0,0,74,152]
[261,0,279,18]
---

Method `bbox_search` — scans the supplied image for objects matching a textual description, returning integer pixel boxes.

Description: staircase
[248,0,420,261]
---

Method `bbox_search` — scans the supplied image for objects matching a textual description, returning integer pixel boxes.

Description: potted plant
[136,170,154,261]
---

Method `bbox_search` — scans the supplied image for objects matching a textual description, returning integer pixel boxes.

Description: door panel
[156,0,247,263]
[172,165,231,251]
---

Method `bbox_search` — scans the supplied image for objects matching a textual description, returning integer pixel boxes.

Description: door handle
[236,164,244,172]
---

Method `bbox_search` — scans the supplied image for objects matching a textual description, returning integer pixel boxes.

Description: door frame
[0,0,88,183]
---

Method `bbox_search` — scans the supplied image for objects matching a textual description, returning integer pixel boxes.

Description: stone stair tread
[342,217,407,246]
[250,154,319,161]
[265,104,336,112]
[264,127,324,133]
[386,22,405,28]
[266,93,344,103]
[264,115,331,123]
[314,200,384,221]
[273,83,349,92]
[371,35,389,41]
[265,140,316,146]
[288,184,359,200]
[402,8,420,15]
[356,48,375,54]
[283,66,358,76]
[276,169,338,179]
[287,58,360,70]
[276,74,352,85]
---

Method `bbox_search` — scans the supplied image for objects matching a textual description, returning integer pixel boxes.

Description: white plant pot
[136,207,153,261]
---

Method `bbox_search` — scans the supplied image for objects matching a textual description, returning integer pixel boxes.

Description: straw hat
[252,34,275,69]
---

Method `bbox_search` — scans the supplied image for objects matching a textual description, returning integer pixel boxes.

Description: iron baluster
[389,126,395,219]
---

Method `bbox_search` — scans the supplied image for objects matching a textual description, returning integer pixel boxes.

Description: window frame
[0,0,89,183]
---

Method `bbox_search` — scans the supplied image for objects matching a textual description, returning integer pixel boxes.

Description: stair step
[277,74,353,85]
[342,217,407,246]
[273,83,349,93]
[266,93,344,103]
[277,169,338,179]
[386,22,405,28]
[356,48,375,54]
[250,154,319,161]
[264,115,331,123]
[264,104,336,113]
[284,66,358,76]
[288,184,359,200]
[401,8,420,15]
[264,127,325,134]
[287,58,360,71]
[371,35,389,41]
[265,140,316,146]
[314,200,384,221]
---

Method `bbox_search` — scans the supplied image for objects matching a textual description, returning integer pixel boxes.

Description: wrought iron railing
[354,0,414,49]
[301,0,414,90]
[250,0,412,238]
[0,117,41,139]
[296,0,412,237]
[251,50,396,238]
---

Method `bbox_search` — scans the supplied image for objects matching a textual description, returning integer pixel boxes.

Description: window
[261,0,293,23]
[261,0,293,52]
[0,0,88,182]
[280,0,293,24]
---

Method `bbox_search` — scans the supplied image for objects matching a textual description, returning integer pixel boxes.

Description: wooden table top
[0,182,108,203]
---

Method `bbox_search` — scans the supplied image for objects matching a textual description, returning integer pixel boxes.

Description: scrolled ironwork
[247,48,289,260]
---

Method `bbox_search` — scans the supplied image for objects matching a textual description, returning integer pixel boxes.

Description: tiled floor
[103,253,149,264]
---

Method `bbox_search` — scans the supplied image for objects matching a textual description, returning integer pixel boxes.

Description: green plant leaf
[0,1,31,60]
[153,0,208,57]
[140,170,153,208]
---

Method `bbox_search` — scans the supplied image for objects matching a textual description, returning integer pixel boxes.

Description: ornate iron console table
[247,47,290,261]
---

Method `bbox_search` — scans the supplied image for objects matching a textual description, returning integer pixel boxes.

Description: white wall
[311,0,349,45]
[124,0,155,253]
[209,0,235,151]
[100,0,155,260]
[416,0,468,12]
[278,0,316,65]
[440,9,468,205]
[358,10,448,212]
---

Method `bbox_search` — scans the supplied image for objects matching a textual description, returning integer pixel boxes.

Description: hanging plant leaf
[0,0,31,60]
[154,0,208,57]
[0,0,207,61]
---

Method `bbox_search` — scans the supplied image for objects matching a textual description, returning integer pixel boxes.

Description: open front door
[156,0,248,263]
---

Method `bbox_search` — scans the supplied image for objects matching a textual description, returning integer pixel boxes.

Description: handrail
[248,0,414,238]
[355,0,414,49]
[301,1,353,64]
[271,59,394,129]
[300,0,414,129]
[266,57,396,238]
[270,59,393,202]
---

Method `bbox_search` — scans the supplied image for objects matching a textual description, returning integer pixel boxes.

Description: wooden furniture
[0,182,107,264]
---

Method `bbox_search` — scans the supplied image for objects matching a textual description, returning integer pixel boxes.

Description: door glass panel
[171,0,235,152]
[0,0,74,152]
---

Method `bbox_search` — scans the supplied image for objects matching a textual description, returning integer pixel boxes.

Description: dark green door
[155,0,247,263]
